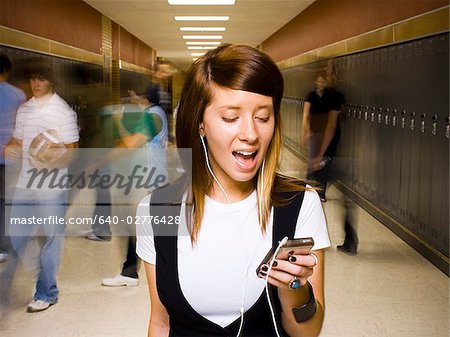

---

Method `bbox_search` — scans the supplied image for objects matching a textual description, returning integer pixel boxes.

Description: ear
[199,123,205,137]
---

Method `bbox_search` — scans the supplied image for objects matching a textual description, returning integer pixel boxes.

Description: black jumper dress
[150,180,305,337]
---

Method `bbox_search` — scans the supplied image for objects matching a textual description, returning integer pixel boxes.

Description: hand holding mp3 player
[256,237,315,278]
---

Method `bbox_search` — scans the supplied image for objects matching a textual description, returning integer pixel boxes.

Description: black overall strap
[269,185,306,337]
[272,187,306,242]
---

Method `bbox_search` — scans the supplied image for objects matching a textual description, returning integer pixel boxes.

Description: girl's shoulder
[150,174,189,205]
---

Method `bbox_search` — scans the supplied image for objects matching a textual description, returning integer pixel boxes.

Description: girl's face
[201,85,275,193]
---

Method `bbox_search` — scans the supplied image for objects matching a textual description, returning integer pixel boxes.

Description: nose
[239,116,258,143]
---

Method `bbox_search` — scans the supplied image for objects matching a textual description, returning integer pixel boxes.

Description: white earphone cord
[258,159,265,224]
[265,236,289,337]
[200,135,231,204]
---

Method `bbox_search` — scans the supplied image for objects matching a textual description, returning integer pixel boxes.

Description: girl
[137,44,330,337]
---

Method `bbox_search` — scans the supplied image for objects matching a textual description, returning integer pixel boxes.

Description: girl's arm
[144,262,170,337]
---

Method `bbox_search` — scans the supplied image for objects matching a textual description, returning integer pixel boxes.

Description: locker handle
[410,112,416,130]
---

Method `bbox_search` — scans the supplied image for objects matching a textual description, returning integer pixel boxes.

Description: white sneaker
[85,231,111,242]
[101,274,139,287]
[0,251,10,263]
[27,299,54,313]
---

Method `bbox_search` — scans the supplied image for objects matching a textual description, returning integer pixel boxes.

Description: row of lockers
[283,99,450,138]
[0,46,151,107]
[282,34,449,115]
[280,33,449,257]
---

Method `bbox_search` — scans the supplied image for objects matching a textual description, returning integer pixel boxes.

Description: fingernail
[272,261,278,267]
[258,271,267,278]
[289,256,297,263]
[261,265,269,272]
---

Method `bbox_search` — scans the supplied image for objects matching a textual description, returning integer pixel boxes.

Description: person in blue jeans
[0,61,79,313]
[2,189,68,306]
[0,53,26,263]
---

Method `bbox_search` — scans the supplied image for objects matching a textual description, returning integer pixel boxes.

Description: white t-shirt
[13,93,79,189]
[136,186,330,328]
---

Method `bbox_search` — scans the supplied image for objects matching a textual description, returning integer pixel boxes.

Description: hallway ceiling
[82,0,315,71]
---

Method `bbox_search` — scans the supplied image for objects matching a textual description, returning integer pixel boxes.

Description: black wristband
[292,281,317,323]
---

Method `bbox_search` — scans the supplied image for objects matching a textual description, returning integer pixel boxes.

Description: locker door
[401,41,418,232]
[385,46,399,213]
[428,34,449,255]
[368,50,379,201]
[390,43,406,219]
[417,38,437,240]
[360,104,371,198]
[377,48,390,210]
[340,56,354,186]
[356,52,369,194]
[389,107,402,215]
[397,42,412,225]
[350,54,361,191]
[429,114,449,253]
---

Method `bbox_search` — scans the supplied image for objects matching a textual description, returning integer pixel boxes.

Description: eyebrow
[217,104,273,111]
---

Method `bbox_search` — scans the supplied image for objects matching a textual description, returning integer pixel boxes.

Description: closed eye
[255,116,270,123]
[222,117,238,123]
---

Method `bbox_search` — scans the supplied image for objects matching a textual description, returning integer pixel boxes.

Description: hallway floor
[1,148,448,337]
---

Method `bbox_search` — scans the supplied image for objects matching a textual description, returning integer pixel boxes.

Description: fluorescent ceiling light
[183,35,223,39]
[180,27,226,31]
[175,16,229,21]
[169,0,235,4]
[186,41,221,45]
[187,46,217,50]
[191,52,206,56]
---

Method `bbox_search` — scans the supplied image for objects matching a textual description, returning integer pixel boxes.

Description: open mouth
[232,150,258,169]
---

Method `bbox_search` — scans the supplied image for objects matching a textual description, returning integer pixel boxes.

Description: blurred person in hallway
[101,85,168,287]
[151,60,174,141]
[311,66,358,255]
[0,54,26,263]
[152,60,173,115]
[322,74,358,255]
[68,66,116,242]
[137,44,329,337]
[1,59,79,313]
[336,197,358,255]
[301,73,339,202]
